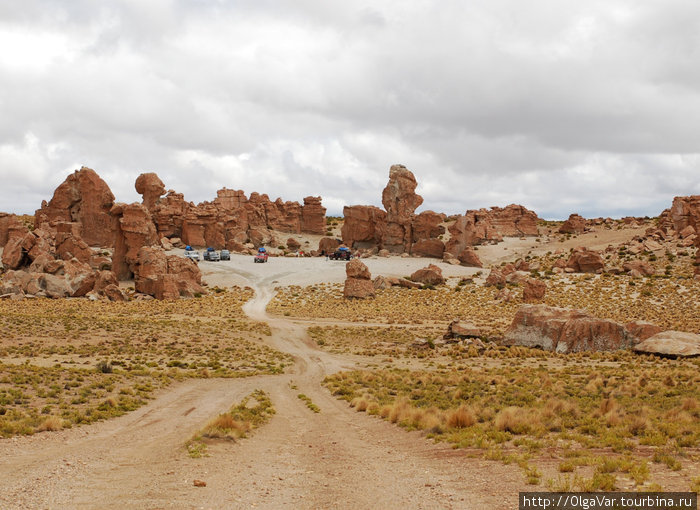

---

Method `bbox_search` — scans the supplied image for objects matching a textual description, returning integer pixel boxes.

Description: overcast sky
[1,1,698,219]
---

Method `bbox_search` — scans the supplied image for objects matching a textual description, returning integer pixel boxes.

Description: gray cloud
[1,0,698,219]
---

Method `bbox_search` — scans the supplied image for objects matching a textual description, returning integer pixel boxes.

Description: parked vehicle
[329,246,352,261]
[220,249,231,260]
[254,246,269,263]
[185,249,200,261]
[203,247,220,261]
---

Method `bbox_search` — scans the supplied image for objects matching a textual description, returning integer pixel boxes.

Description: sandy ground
[0,227,649,509]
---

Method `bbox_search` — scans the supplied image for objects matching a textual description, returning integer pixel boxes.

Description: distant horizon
[2,165,678,222]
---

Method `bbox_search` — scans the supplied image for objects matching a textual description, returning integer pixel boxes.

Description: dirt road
[0,267,524,510]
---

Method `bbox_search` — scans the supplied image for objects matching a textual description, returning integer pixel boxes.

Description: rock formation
[503,304,637,353]
[381,164,424,253]
[341,165,538,257]
[343,259,375,299]
[135,173,166,213]
[341,205,386,250]
[111,203,159,280]
[134,246,204,300]
[410,264,445,286]
[565,247,605,273]
[35,167,115,247]
[559,214,586,234]
[0,213,24,247]
[522,278,546,302]
[137,175,326,250]
[633,331,700,357]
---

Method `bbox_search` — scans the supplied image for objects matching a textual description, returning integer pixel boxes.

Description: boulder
[410,264,445,286]
[444,319,481,340]
[643,239,663,252]
[633,331,700,357]
[346,258,371,279]
[103,284,126,302]
[398,278,422,289]
[565,247,605,273]
[622,260,655,277]
[625,321,663,342]
[485,268,506,288]
[559,214,586,234]
[286,238,301,251]
[679,225,696,239]
[343,278,376,299]
[503,304,634,353]
[457,247,482,268]
[522,278,546,302]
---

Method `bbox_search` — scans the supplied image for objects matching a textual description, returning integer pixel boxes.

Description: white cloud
[0,0,699,218]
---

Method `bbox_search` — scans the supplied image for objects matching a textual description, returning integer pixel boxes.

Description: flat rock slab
[633,331,700,357]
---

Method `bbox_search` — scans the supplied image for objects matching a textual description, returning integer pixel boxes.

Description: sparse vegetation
[186,389,275,457]
[0,288,291,437]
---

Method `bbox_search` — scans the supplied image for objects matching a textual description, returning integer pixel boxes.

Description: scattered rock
[409,264,445,286]
[633,331,700,357]
[522,278,546,302]
[503,304,634,353]
[565,247,605,273]
[622,260,654,277]
[559,213,586,234]
[457,247,482,268]
[193,480,207,487]
[343,259,375,299]
[444,320,481,340]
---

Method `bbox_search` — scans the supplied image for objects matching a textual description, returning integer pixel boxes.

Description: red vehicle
[254,247,269,263]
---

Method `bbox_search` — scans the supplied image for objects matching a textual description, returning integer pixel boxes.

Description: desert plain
[0,166,698,509]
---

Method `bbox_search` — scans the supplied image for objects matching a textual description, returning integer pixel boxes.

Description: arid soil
[0,225,695,509]
[0,264,529,510]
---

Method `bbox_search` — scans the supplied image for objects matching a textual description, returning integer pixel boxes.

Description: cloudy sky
[1,1,698,219]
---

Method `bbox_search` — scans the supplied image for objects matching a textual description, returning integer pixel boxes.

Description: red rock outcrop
[135,173,326,250]
[503,304,635,353]
[381,165,423,253]
[343,259,375,299]
[134,246,204,300]
[410,264,445,286]
[0,213,24,247]
[135,173,165,213]
[341,205,386,250]
[668,196,700,233]
[488,205,539,237]
[559,214,586,234]
[446,205,539,256]
[301,196,326,235]
[111,203,159,280]
[411,211,445,257]
[35,167,115,247]
[565,247,605,273]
